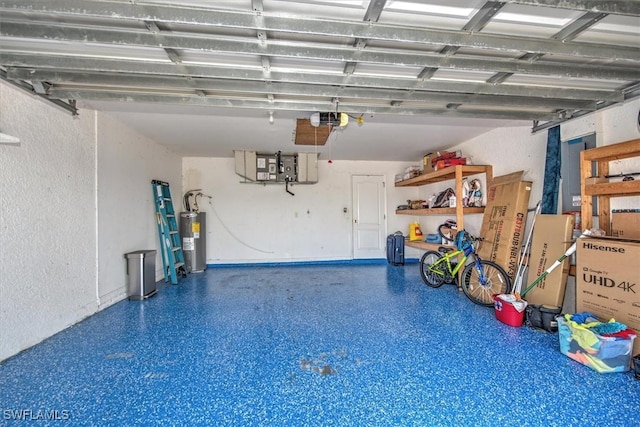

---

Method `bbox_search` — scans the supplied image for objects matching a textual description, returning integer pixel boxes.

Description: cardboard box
[422,153,435,174]
[524,214,575,307]
[431,151,461,166]
[435,157,467,171]
[576,236,640,362]
[611,210,640,240]
[478,171,532,280]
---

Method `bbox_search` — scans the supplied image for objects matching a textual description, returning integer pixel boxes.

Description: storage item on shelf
[580,138,640,233]
[409,222,423,241]
[428,151,469,171]
[409,200,426,210]
[422,153,435,174]
[611,209,640,240]
[432,188,455,208]
[435,157,467,170]
[402,165,422,181]
[464,178,483,207]
[425,234,441,244]
[395,165,493,251]
[437,219,457,244]
[430,151,461,166]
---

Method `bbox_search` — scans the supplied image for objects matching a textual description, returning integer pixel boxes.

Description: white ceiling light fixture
[0,131,20,146]
[268,111,274,125]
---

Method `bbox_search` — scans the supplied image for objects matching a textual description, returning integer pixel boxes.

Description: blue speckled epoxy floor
[1,263,638,426]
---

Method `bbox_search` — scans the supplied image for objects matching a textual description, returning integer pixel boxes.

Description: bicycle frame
[421,231,512,305]
[429,241,485,279]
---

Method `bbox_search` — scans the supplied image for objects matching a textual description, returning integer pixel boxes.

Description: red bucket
[493,294,525,327]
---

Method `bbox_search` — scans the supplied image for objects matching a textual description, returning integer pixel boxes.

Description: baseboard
[207,258,419,268]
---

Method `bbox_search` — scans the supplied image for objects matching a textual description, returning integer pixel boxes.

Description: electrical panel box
[234,150,317,184]
[278,153,298,182]
[256,153,278,181]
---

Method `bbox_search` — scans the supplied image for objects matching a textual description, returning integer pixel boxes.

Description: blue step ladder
[151,180,187,284]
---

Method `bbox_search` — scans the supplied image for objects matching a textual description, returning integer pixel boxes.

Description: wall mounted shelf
[395,164,493,232]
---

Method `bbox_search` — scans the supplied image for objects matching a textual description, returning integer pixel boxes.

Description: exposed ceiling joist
[0,69,77,115]
[0,1,637,61]
[1,56,623,103]
[342,0,388,75]
[0,0,637,129]
[484,9,611,86]
[416,1,506,83]
[44,88,560,121]
[504,0,640,17]
[552,11,609,41]
[11,68,599,111]
[1,21,637,81]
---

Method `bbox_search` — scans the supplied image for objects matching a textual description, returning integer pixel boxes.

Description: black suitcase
[386,232,405,266]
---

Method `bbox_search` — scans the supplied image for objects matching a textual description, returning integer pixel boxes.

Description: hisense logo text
[582,242,625,253]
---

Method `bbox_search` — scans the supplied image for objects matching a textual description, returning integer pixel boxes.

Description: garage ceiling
[1,0,638,160]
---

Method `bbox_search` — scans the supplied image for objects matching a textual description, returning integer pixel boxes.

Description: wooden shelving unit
[395,164,493,232]
[580,138,640,233]
[405,240,454,251]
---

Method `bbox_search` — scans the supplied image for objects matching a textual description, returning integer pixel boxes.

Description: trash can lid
[124,250,157,258]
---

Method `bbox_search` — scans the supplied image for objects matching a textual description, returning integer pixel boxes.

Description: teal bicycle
[419,230,511,306]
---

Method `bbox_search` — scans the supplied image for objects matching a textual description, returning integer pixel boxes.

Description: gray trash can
[125,250,157,301]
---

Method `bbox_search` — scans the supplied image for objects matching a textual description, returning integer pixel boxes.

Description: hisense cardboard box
[478,171,532,280]
[523,214,574,308]
[611,210,640,240]
[576,236,640,361]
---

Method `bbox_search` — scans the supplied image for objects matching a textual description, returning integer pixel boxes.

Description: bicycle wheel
[419,251,446,288]
[460,260,511,306]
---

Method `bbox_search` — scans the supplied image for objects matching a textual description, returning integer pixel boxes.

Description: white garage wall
[0,82,97,361]
[182,157,421,263]
[407,124,548,239]
[561,97,640,211]
[97,112,182,307]
[445,99,640,314]
[1,79,637,362]
[412,98,640,237]
[0,82,182,362]
[182,99,640,265]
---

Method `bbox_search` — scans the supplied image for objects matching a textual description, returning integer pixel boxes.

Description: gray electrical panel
[234,150,317,184]
[256,153,278,181]
[277,152,298,183]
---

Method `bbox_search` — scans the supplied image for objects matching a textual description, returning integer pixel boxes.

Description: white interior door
[352,175,386,259]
